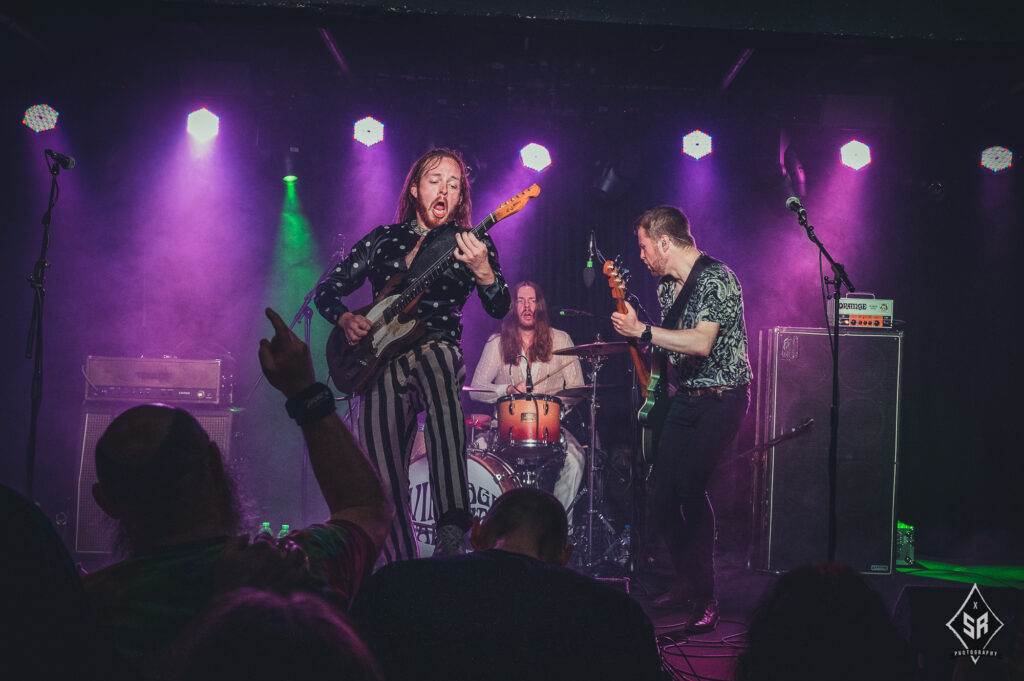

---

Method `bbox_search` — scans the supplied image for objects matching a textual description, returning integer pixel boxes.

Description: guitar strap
[660,253,718,331]
[404,223,458,282]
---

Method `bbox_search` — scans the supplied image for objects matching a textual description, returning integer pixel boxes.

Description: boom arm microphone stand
[790,200,855,562]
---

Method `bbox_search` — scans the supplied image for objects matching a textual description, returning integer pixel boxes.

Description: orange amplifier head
[837,298,893,328]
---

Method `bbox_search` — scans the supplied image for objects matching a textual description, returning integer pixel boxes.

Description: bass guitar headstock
[602,258,631,302]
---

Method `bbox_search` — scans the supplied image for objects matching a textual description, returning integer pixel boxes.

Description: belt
[680,385,735,398]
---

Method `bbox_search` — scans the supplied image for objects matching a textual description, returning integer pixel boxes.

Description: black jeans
[651,386,748,601]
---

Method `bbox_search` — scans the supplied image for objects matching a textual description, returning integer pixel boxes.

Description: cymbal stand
[572,352,629,589]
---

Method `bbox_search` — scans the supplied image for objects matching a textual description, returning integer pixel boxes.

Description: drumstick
[533,360,574,387]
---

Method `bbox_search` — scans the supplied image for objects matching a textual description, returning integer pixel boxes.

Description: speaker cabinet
[753,327,902,573]
[75,405,236,554]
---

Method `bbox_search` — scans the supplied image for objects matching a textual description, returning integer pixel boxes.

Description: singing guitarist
[314,148,510,563]
[611,206,751,634]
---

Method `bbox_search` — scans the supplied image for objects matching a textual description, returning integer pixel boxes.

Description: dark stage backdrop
[0,10,1020,563]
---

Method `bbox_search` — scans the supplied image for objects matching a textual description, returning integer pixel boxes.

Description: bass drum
[407,451,519,558]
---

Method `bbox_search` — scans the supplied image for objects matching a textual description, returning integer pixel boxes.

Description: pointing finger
[265,307,289,334]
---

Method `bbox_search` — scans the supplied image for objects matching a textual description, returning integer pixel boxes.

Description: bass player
[315,148,511,563]
[610,205,751,633]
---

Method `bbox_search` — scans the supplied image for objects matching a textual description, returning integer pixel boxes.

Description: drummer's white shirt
[470,328,585,401]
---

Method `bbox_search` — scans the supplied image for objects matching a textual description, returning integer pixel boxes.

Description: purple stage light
[840,140,871,170]
[682,130,713,160]
[187,108,220,142]
[23,104,59,133]
[354,116,384,146]
[519,143,552,171]
[980,146,1013,173]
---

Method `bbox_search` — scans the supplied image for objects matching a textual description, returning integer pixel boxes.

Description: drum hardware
[552,341,631,358]
[569,343,630,584]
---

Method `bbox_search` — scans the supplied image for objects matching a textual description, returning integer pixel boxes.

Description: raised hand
[258,307,315,398]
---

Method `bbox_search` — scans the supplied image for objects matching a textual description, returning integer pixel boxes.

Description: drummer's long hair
[500,281,553,365]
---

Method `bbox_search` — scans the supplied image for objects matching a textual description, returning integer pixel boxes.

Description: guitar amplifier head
[84,356,226,405]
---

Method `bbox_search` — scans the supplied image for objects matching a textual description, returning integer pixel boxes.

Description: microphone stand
[794,207,854,563]
[23,154,64,500]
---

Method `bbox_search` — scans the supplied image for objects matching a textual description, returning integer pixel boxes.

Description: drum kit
[409,340,635,568]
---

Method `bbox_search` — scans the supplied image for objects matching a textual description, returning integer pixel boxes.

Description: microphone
[786,196,806,216]
[45,149,75,170]
[582,231,596,287]
[558,308,594,318]
[522,353,534,394]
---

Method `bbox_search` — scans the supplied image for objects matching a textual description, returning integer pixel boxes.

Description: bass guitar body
[637,350,669,467]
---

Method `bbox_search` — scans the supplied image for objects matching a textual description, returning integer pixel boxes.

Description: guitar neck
[385,214,497,320]
[615,298,652,396]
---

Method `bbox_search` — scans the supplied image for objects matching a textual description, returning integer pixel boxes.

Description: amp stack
[752,327,903,574]
[75,356,237,554]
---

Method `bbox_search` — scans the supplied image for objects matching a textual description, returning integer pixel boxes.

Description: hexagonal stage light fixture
[353,116,384,146]
[519,143,552,171]
[980,146,1013,173]
[682,130,713,160]
[840,140,871,170]
[23,104,59,133]
[187,108,220,142]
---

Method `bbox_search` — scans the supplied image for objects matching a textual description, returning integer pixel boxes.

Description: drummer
[470,281,586,515]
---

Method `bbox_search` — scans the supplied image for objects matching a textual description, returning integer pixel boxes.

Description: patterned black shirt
[314,219,511,343]
[657,257,753,389]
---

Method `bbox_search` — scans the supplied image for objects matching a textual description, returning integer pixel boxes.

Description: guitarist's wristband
[640,325,653,343]
[285,382,336,426]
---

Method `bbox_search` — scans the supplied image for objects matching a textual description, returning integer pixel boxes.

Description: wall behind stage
[0,11,1019,562]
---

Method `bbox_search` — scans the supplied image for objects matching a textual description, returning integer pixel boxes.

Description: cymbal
[553,341,630,358]
[553,385,614,400]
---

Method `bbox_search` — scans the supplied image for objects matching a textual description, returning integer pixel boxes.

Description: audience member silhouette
[179,587,382,681]
[352,487,662,680]
[83,308,391,678]
[1,482,134,680]
[734,563,913,681]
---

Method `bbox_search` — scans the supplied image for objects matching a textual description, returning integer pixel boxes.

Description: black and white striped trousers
[357,339,471,564]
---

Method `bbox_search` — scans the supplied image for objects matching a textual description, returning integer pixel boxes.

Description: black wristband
[285,382,336,426]
[640,324,653,343]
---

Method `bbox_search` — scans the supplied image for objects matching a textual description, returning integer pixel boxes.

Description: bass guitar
[326,184,541,395]
[603,259,668,465]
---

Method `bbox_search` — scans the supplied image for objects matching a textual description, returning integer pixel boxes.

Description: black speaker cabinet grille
[75,406,235,554]
[754,327,902,574]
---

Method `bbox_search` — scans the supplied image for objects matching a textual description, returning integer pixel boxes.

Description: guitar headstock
[493,184,541,222]
[603,258,630,301]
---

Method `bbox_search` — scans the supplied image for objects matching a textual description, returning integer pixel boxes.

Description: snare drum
[495,393,562,460]
[407,451,519,558]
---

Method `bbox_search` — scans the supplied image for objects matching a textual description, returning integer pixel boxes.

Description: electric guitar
[603,259,668,465]
[326,184,541,395]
